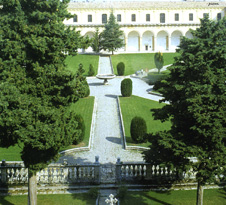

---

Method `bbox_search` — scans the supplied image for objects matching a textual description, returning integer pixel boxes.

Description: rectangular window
[131,14,136,22]
[88,15,92,22]
[117,14,121,22]
[217,13,221,21]
[160,13,165,23]
[102,14,107,24]
[203,13,208,18]
[146,14,150,22]
[189,13,193,21]
[175,13,179,21]
[73,15,78,23]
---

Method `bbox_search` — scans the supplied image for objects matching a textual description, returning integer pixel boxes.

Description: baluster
[144,165,147,177]
[141,165,144,177]
[132,165,136,177]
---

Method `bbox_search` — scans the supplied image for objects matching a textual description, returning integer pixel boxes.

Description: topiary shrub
[73,114,85,144]
[88,64,95,76]
[121,78,132,97]
[130,116,147,143]
[154,52,164,73]
[117,62,125,76]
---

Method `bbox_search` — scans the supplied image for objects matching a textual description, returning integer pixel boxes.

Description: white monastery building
[64,0,226,53]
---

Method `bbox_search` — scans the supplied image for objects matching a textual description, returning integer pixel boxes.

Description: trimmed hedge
[121,78,132,97]
[130,116,147,143]
[117,62,125,76]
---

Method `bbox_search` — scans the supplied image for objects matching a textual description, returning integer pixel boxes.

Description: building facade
[64,1,226,53]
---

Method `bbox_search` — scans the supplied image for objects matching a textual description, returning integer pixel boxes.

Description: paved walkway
[58,56,164,165]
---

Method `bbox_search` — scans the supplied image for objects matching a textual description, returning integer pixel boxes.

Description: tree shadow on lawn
[0,189,14,205]
[121,190,172,205]
[218,187,226,200]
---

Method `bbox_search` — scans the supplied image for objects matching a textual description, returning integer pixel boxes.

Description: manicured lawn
[60,96,95,151]
[121,189,226,205]
[111,53,178,76]
[0,97,95,161]
[65,54,99,76]
[119,95,171,147]
[0,193,95,205]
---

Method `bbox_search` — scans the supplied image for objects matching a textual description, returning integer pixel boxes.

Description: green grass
[65,54,99,76]
[0,97,95,161]
[111,53,178,76]
[0,193,95,205]
[60,96,95,151]
[119,95,171,147]
[121,189,226,205]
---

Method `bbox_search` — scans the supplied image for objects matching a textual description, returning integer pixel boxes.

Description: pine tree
[143,16,226,205]
[101,12,124,55]
[91,27,102,53]
[0,0,88,204]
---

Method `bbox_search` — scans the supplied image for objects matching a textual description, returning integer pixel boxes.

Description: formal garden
[0,53,175,161]
[1,1,226,204]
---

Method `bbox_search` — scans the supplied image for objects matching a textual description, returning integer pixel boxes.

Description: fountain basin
[96,74,116,85]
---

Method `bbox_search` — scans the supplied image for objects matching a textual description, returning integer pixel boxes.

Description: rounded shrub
[130,116,147,143]
[117,62,125,76]
[73,114,85,144]
[121,78,132,97]
[88,64,95,76]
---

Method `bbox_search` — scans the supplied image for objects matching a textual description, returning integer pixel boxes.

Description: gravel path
[58,57,164,165]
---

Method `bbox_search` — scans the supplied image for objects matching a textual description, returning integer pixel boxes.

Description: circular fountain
[96,74,116,85]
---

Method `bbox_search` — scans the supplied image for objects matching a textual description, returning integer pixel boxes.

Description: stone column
[94,156,100,184]
[166,36,169,51]
[115,157,122,182]
[139,36,142,52]
[152,36,156,51]
[124,37,128,52]
[168,36,171,51]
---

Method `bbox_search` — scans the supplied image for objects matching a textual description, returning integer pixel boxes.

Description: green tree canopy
[143,16,226,205]
[101,12,124,55]
[0,0,87,203]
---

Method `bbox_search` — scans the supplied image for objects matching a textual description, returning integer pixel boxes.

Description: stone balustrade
[0,157,197,187]
[0,159,100,186]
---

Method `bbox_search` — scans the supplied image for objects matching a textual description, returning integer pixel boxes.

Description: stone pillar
[139,36,142,51]
[1,160,7,184]
[168,36,171,51]
[124,37,128,52]
[94,156,100,184]
[152,36,156,51]
[166,36,169,51]
[115,157,121,182]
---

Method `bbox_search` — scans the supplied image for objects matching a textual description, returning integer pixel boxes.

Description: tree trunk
[28,170,37,205]
[196,181,204,205]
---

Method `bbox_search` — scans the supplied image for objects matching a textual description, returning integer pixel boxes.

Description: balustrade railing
[0,157,196,186]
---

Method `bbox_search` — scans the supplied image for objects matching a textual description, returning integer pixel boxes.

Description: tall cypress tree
[101,12,124,55]
[0,0,86,204]
[143,16,226,205]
